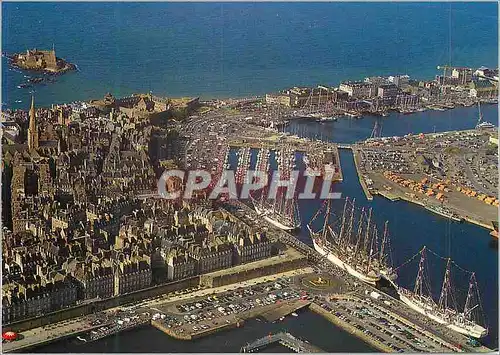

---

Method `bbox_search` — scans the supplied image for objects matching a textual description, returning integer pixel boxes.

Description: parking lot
[322,296,458,353]
[150,277,305,336]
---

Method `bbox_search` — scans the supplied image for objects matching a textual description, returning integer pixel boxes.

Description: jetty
[259,300,311,322]
[351,148,373,200]
[240,332,323,353]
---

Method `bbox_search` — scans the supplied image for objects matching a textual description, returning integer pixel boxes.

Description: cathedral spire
[28,93,39,151]
[30,93,35,115]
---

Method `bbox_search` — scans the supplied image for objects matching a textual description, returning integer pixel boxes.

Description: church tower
[27,94,39,151]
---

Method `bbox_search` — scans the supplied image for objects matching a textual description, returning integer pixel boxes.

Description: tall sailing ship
[475,101,495,129]
[250,146,301,232]
[251,188,301,232]
[307,198,394,285]
[392,246,488,339]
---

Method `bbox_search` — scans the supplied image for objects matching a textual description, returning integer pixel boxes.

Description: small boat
[279,316,285,321]
[15,100,22,103]
[477,121,495,129]
[76,336,87,342]
[291,312,298,317]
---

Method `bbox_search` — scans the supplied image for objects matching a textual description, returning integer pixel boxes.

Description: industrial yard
[354,128,499,229]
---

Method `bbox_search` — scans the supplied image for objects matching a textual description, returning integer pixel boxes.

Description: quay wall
[373,187,494,231]
[334,146,343,182]
[151,318,244,341]
[4,276,200,333]
[351,149,373,201]
[309,303,392,353]
[376,190,402,202]
[5,325,105,353]
[191,319,245,340]
[462,216,494,230]
[151,320,191,340]
[260,300,311,322]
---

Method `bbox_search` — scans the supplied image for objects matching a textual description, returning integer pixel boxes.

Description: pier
[240,332,323,353]
[351,148,373,200]
[259,300,311,322]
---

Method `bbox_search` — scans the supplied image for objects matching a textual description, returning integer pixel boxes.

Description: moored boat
[390,246,488,339]
[308,198,392,285]
[425,205,463,222]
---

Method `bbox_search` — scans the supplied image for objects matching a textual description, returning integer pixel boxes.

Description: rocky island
[5,48,76,74]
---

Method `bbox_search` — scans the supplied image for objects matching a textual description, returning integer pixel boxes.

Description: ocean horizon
[2,2,498,108]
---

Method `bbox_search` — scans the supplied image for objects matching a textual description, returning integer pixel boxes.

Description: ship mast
[353,207,365,257]
[305,90,314,113]
[366,228,377,273]
[438,258,453,311]
[322,199,332,242]
[379,221,389,266]
[463,272,476,321]
[462,272,486,329]
[337,197,349,245]
[475,101,483,129]
[362,208,372,256]
[342,198,356,251]
[413,246,427,298]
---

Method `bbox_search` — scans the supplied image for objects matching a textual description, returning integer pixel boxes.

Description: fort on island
[8,47,76,74]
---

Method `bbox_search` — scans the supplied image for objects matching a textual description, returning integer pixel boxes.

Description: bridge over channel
[240,332,323,353]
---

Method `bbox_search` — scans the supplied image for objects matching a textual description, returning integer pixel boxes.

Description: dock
[240,332,323,353]
[351,148,373,201]
[259,300,311,322]
[376,190,401,201]
[152,317,244,341]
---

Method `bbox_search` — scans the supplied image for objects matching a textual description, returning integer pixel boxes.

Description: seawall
[4,276,200,333]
